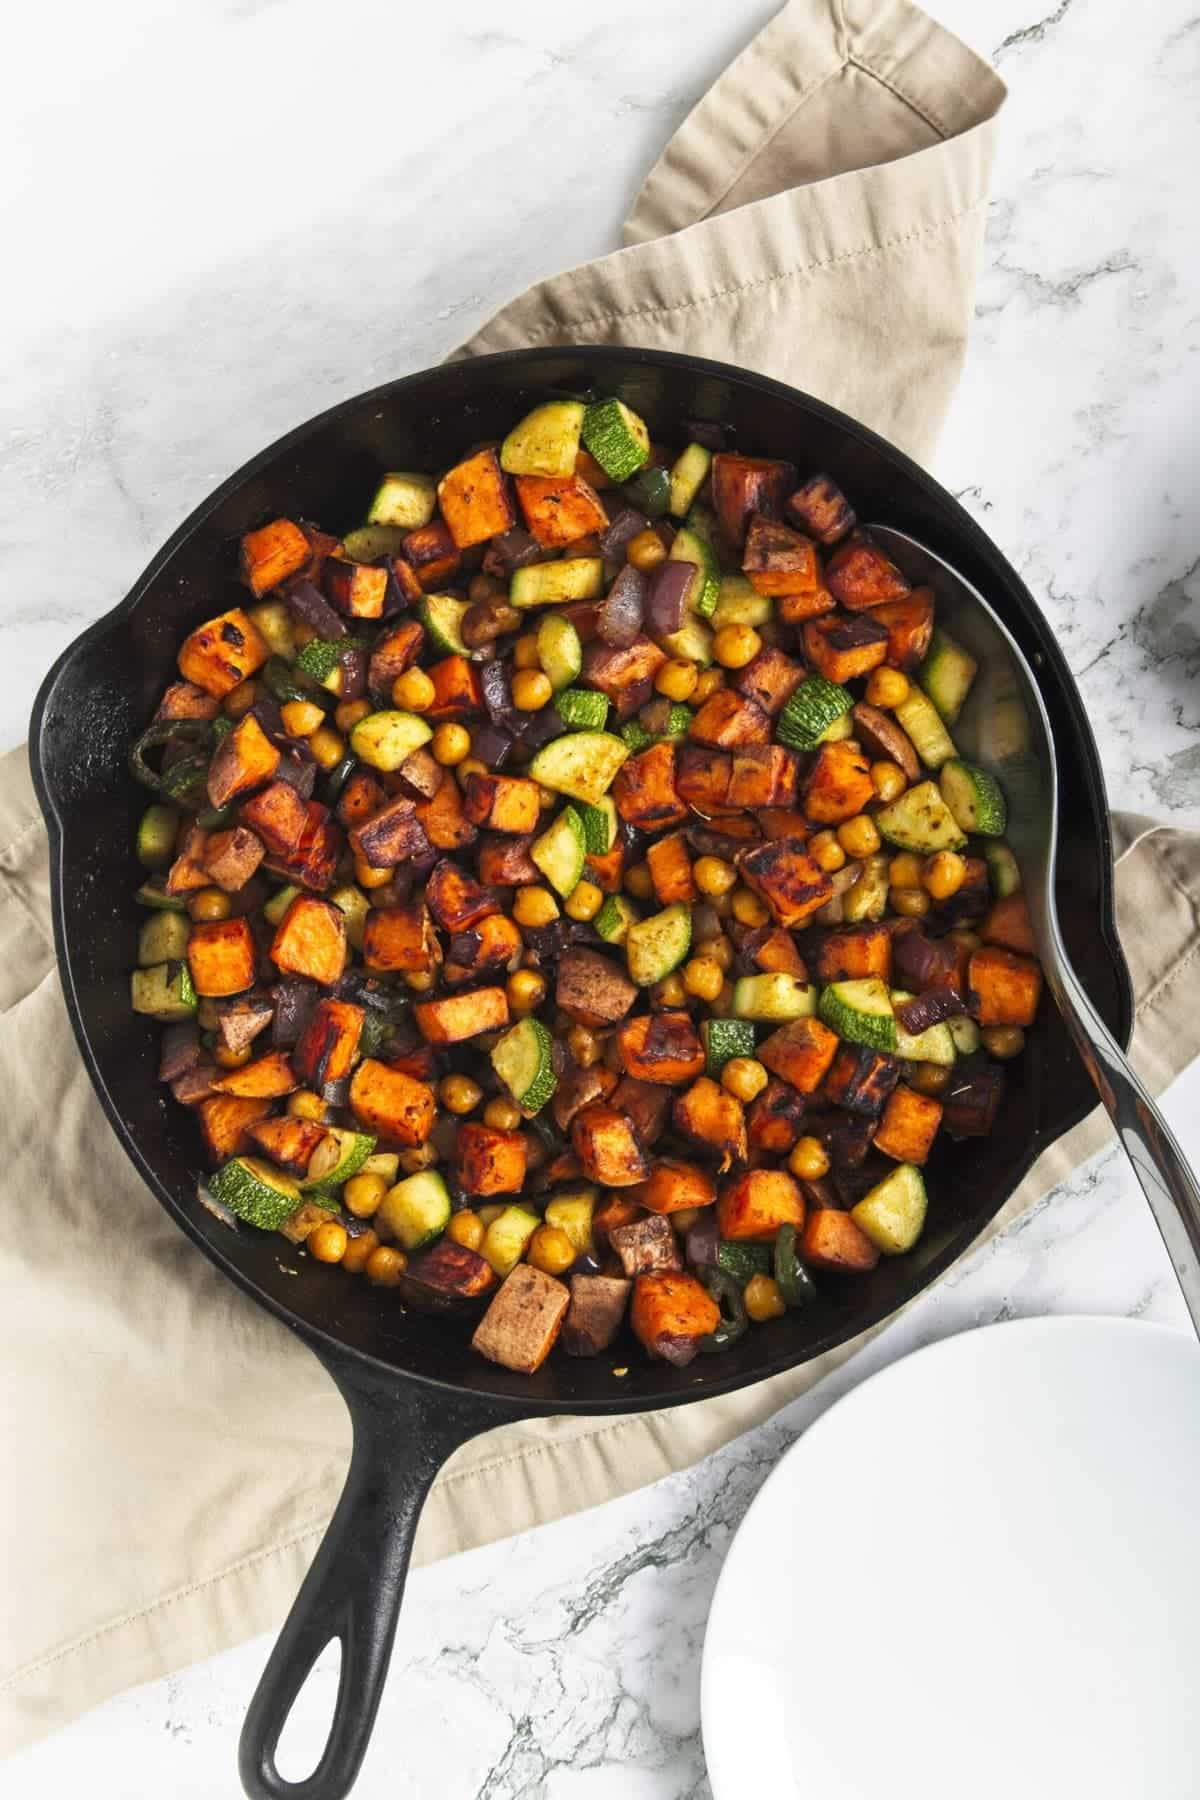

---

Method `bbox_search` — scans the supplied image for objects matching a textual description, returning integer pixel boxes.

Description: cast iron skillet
[29,347,1132,1800]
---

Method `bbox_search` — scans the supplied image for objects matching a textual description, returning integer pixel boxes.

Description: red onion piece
[686,1209,719,1269]
[470,721,515,769]
[644,559,693,639]
[598,505,649,561]
[271,980,319,1049]
[894,988,967,1034]
[597,565,646,648]
[285,579,346,638]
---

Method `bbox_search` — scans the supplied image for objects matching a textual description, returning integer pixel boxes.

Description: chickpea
[354,857,394,890]
[308,1221,348,1264]
[865,666,911,709]
[484,1095,522,1132]
[447,1210,486,1252]
[538,784,558,811]
[213,1042,252,1070]
[341,1228,381,1275]
[721,1057,769,1103]
[982,1025,1027,1060]
[713,624,762,670]
[789,1136,830,1181]
[392,668,436,712]
[909,1062,952,1096]
[705,934,734,972]
[683,955,724,1003]
[837,814,882,860]
[439,1074,483,1116]
[624,862,654,900]
[527,1224,576,1277]
[288,1090,327,1122]
[223,678,258,718]
[431,722,471,766]
[888,852,925,890]
[507,968,547,1015]
[744,1273,787,1323]
[890,887,931,918]
[650,972,687,1009]
[693,855,737,897]
[365,1245,407,1286]
[404,969,436,992]
[513,886,560,928]
[922,850,967,901]
[512,669,553,712]
[565,880,604,923]
[344,1172,388,1218]
[693,668,725,703]
[335,698,371,734]
[870,761,907,803]
[567,1025,600,1068]
[398,1143,438,1175]
[626,528,668,573]
[189,887,232,922]
[808,830,846,874]
[655,659,699,703]
[731,886,769,928]
[513,633,542,671]
[308,726,346,771]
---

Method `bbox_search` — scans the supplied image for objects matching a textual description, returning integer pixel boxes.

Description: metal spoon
[869,525,1200,1332]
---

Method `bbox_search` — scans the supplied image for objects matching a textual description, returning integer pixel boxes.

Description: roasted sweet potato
[557,948,637,1029]
[197,1094,273,1164]
[585,840,627,893]
[967,946,1043,1027]
[645,832,696,905]
[562,1275,632,1357]
[187,917,257,997]
[323,557,389,620]
[444,912,522,984]
[737,838,832,927]
[742,513,820,596]
[718,1167,805,1241]
[214,992,274,1055]
[348,1057,435,1144]
[515,473,608,547]
[240,779,309,856]
[802,612,889,684]
[201,826,265,893]
[415,772,478,851]
[688,689,771,749]
[425,859,498,931]
[292,998,365,1088]
[243,1114,327,1178]
[871,587,935,671]
[165,826,211,896]
[733,647,804,717]
[802,1207,879,1272]
[177,608,270,697]
[802,741,875,825]
[552,1062,618,1132]
[616,1011,705,1086]
[476,831,538,887]
[825,535,911,610]
[400,519,460,591]
[629,1158,716,1215]
[610,1213,682,1278]
[747,1078,807,1153]
[758,1016,840,1093]
[571,1104,649,1187]
[414,986,509,1044]
[672,1076,747,1170]
[438,448,517,548]
[269,894,347,987]
[631,1271,720,1366]
[206,713,279,809]
[365,619,425,696]
[815,924,892,984]
[472,1263,569,1374]
[875,1085,943,1164]
[348,796,431,870]
[388,554,425,604]
[982,892,1036,955]
[612,742,687,830]
[756,807,811,840]
[457,1122,528,1196]
[155,680,220,722]
[824,1044,902,1118]
[462,773,541,834]
[727,744,798,810]
[264,801,342,893]
[786,473,856,545]
[711,454,795,546]
[609,1076,672,1147]
[582,636,667,715]
[750,927,807,977]
[401,1239,498,1311]
[425,654,483,720]
[675,744,733,814]
[210,1048,299,1099]
[240,519,310,597]
[336,769,387,831]
[778,584,837,625]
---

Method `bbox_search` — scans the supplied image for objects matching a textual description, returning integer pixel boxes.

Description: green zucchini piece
[668,443,713,519]
[818,978,897,1051]
[536,613,583,692]
[874,781,968,855]
[621,465,671,519]
[774,1223,817,1308]
[703,1017,756,1077]
[919,628,978,725]
[555,688,610,731]
[135,879,187,913]
[577,796,618,856]
[626,903,692,987]
[528,731,629,805]
[711,574,771,631]
[594,893,639,946]
[137,911,190,967]
[248,599,296,661]
[366,471,438,530]
[947,1015,982,1056]
[136,803,179,870]
[716,1241,771,1283]
[581,399,651,483]
[543,1189,597,1257]
[263,883,301,927]
[377,1168,453,1252]
[130,961,197,1022]
[851,1163,928,1254]
[500,401,585,478]
[985,841,1022,898]
[491,1016,557,1114]
[732,974,818,1023]
[890,991,957,1065]
[894,687,956,770]
[775,675,854,752]
[419,593,471,657]
[659,614,714,666]
[511,558,604,609]
[661,704,694,740]
[341,524,409,563]
[818,712,855,743]
[669,524,720,619]
[301,1128,377,1191]
[261,656,335,712]
[940,759,1008,837]
[361,1151,400,1184]
[481,1204,542,1276]
[619,720,655,753]
[295,636,366,684]
[349,709,434,772]
[209,1157,303,1231]
[329,884,370,950]
[531,807,587,897]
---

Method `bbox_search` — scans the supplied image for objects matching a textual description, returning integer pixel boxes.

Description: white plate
[701,1317,1200,1800]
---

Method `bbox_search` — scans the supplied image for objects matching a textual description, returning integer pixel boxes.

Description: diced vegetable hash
[129,402,1041,1374]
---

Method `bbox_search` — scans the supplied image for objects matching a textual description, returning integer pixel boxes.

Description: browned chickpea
[512,669,553,712]
[655,659,699,703]
[365,1245,407,1286]
[789,1136,830,1181]
[870,761,907,803]
[683,956,724,1003]
[922,851,967,901]
[392,668,435,712]
[354,857,394,890]
[650,972,687,1009]
[398,1143,438,1174]
[308,726,346,771]
[891,887,931,918]
[888,852,924,889]
[447,1210,486,1252]
[484,1095,522,1131]
[527,1224,576,1277]
[341,1228,381,1275]
[308,1221,349,1264]
[507,969,547,1015]
[288,1090,327,1122]
[837,814,882,860]
[513,887,559,928]
[693,855,737,897]
[624,862,654,900]
[567,1025,600,1068]
[721,1057,769,1103]
[212,1042,252,1070]
[564,881,603,923]
[432,723,471,766]
[713,624,761,670]
[744,1274,787,1322]
[626,528,668,573]
[693,668,725,703]
[909,1062,952,1096]
[865,666,910,709]
[731,887,769,928]
[513,633,541,671]
[808,830,846,874]
[188,887,232,922]
[439,1074,483,1116]
[981,1025,1026,1060]
[335,698,371,734]
[344,1172,388,1218]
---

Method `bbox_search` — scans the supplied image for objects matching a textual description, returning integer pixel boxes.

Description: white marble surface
[4,0,1199,1793]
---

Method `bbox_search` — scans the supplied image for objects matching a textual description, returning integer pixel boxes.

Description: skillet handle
[238,1359,509,1800]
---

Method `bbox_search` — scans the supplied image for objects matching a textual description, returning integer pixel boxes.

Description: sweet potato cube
[187,917,257,997]
[206,712,279,810]
[734,647,805,717]
[562,1275,632,1357]
[270,894,347,986]
[778,584,837,625]
[824,1044,902,1118]
[438,448,517,549]
[631,1271,720,1366]
[802,741,875,825]
[402,1240,498,1309]
[612,742,687,830]
[672,1076,747,1171]
[240,779,309,856]
[444,912,522,985]
[414,987,509,1045]
[825,535,911,611]
[585,841,627,893]
[967,946,1043,1027]
[875,1085,943,1165]
[747,1078,807,1154]
[871,587,936,671]
[718,1167,805,1242]
[155,680,220,722]
[472,1263,569,1374]
[165,826,211,896]
[348,1057,435,1145]
[425,654,483,720]
[737,838,832,927]
[415,773,477,851]
[759,1016,839,1093]
[751,928,807,977]
[711,454,795,546]
[610,1076,672,1147]
[476,832,538,888]
[243,1115,328,1179]
[727,745,798,810]
[463,774,541,835]
[393,747,443,803]
[240,519,310,597]
[388,555,425,604]
[515,473,607,548]
[368,620,425,695]
[361,902,434,975]
[210,1048,298,1099]
[802,1207,879,1272]
[802,612,889,684]
[646,832,696,905]
[322,557,388,620]
[348,797,431,870]
[197,1094,272,1164]
[582,636,668,716]
[982,892,1037,956]
[400,519,460,591]
[616,1011,706,1086]
[629,1158,716,1215]
[178,608,270,697]
[267,801,342,893]
[557,948,637,1029]
[742,512,820,596]
[292,998,365,1088]
[571,1104,649,1186]
[786,473,856,545]
[336,769,387,831]
[815,924,892,985]
[676,745,733,813]
[610,1213,682,1278]
[456,1123,528,1197]
[425,859,498,931]
[201,826,265,893]
[688,689,771,749]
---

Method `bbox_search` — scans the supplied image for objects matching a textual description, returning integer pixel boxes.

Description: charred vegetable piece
[562,1275,632,1357]
[178,608,270,697]
[349,1059,435,1145]
[437,448,516,549]
[572,1103,649,1187]
[801,1206,879,1273]
[631,1271,721,1366]
[270,895,347,987]
[472,1263,570,1374]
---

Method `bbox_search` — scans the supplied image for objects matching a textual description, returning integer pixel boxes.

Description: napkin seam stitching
[686,60,847,224]
[847,54,952,139]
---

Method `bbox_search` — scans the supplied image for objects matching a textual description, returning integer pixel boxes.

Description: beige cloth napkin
[9,0,1196,1757]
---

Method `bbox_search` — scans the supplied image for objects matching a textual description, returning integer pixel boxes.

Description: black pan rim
[28,342,1134,1415]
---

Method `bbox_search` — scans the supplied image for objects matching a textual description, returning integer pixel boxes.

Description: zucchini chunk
[919,627,978,725]
[366,470,437,530]
[500,401,585,478]
[349,709,434,772]
[531,807,587,898]
[890,990,957,1064]
[377,1169,453,1251]
[940,758,1008,836]
[131,961,197,1021]
[419,594,471,657]
[851,1163,929,1254]
[536,613,583,692]
[594,893,639,945]
[818,978,897,1052]
[774,675,854,751]
[528,731,629,805]
[209,1156,302,1231]
[554,688,610,731]
[581,399,650,483]
[668,524,720,619]
[668,443,713,518]
[874,780,968,854]
[625,903,692,987]
[731,974,818,1023]
[490,1017,557,1114]
[894,687,956,770]
[510,558,605,608]
[577,796,618,855]
[301,1127,376,1191]
[702,1017,756,1076]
